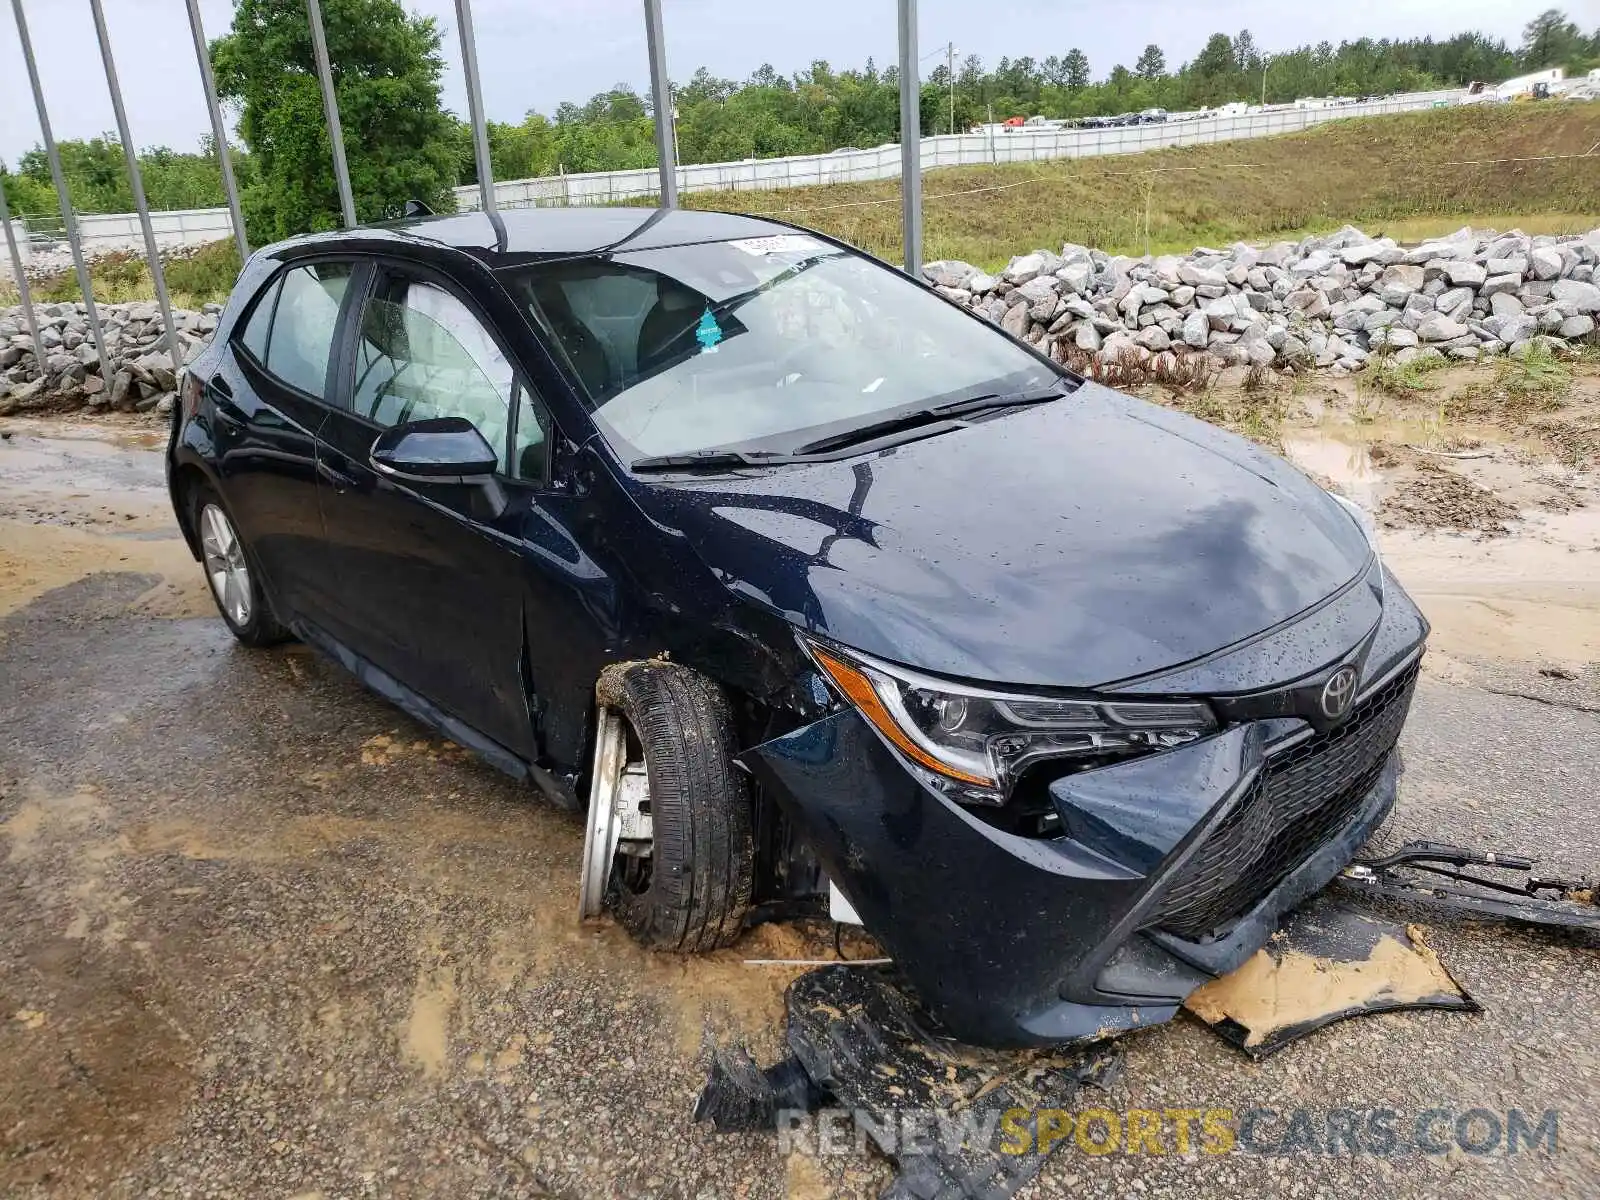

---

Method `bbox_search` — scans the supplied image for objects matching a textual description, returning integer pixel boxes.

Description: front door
[314,263,553,761]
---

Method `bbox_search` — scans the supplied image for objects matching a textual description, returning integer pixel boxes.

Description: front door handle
[317,456,360,492]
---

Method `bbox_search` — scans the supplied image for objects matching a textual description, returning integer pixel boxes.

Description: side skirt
[290,618,578,810]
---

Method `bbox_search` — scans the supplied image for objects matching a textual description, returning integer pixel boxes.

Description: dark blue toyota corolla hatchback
[168,207,1427,1047]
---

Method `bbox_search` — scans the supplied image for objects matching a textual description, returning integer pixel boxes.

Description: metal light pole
[947,41,956,136]
[897,0,922,274]
[9,0,108,374]
[0,183,44,371]
[88,0,182,372]
[306,0,357,227]
[642,0,678,207]
[185,0,248,261]
[454,0,496,216]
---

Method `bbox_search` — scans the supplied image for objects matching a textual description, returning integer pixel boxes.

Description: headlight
[802,638,1217,806]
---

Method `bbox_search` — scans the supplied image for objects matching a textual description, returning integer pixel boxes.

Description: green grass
[1496,340,1573,400]
[1359,351,1451,402]
[682,102,1600,269]
[0,240,240,310]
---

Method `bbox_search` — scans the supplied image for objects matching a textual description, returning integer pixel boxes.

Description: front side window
[506,236,1055,463]
[261,262,351,396]
[352,274,536,476]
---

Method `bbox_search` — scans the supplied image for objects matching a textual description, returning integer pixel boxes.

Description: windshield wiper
[790,385,1068,457]
[631,448,797,472]
[930,384,1069,418]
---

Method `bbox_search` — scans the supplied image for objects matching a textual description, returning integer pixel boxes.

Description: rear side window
[249,262,352,397]
[238,276,279,362]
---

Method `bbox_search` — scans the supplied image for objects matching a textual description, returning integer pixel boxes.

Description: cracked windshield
[511,236,1055,461]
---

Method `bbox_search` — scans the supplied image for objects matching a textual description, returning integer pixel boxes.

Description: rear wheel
[190,483,288,647]
[579,662,754,952]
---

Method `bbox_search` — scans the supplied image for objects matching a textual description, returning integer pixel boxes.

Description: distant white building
[1494,68,1564,100]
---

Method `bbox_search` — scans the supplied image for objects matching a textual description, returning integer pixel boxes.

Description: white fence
[453,91,1463,210]
[35,89,1462,253]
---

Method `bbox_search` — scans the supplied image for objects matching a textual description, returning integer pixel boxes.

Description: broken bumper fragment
[743,662,1416,1048]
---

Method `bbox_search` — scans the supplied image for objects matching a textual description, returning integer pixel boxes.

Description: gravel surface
[1,422,1598,1199]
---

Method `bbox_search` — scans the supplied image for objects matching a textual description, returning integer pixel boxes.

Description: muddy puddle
[0,420,207,621]
[1281,422,1600,678]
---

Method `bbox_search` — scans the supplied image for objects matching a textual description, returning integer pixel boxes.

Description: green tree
[1061,48,1091,90]
[211,0,459,243]
[1519,8,1586,67]
[1193,33,1238,79]
[1135,45,1166,81]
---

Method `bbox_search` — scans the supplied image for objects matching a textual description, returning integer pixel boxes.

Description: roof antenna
[403,199,435,218]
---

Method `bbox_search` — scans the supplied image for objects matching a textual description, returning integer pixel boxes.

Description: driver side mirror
[370,417,498,484]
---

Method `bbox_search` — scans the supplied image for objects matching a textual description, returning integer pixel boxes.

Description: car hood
[628,381,1373,689]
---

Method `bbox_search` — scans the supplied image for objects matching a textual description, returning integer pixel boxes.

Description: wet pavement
[2,419,1599,1199]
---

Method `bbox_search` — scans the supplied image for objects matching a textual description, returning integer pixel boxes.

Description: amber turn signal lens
[811,647,993,787]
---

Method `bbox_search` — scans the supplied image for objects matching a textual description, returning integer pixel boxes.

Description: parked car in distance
[168,207,1426,1047]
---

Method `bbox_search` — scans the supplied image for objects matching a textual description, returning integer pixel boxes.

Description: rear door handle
[207,377,244,430]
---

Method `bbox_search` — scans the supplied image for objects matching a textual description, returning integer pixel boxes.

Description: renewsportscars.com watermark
[777,1106,1560,1159]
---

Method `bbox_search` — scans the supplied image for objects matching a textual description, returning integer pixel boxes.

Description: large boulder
[1528,247,1564,281]
[1417,314,1470,343]
[1443,261,1488,288]
[1002,252,1048,285]
[923,260,979,290]
[1550,279,1600,314]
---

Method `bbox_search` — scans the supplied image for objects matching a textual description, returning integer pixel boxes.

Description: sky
[0,0,1576,167]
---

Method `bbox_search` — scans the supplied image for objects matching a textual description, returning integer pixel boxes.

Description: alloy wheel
[579,706,654,919]
[199,502,252,628]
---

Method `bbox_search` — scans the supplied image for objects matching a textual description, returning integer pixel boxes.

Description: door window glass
[352,277,516,472]
[237,275,280,363]
[262,262,352,396]
[511,384,549,483]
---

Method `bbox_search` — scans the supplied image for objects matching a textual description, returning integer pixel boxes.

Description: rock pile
[0,300,219,416]
[924,225,1600,374]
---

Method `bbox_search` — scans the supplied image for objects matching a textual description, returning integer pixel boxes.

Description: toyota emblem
[1320,665,1359,720]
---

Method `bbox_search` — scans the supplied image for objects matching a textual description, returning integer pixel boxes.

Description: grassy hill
[683,102,1600,269]
[5,102,1597,309]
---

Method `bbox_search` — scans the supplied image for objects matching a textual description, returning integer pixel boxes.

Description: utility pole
[948,42,956,135]
[1261,56,1270,106]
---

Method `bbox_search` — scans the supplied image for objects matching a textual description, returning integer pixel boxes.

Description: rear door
[209,259,354,622]
[314,261,549,758]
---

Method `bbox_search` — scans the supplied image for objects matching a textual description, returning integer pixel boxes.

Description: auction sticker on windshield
[728,235,825,256]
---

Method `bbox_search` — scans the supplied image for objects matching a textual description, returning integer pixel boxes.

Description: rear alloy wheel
[191,485,288,647]
[579,663,754,952]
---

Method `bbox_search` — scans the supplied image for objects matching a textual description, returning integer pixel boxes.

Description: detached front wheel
[579,662,754,952]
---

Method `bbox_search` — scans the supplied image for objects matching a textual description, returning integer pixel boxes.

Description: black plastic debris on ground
[695,965,1120,1200]
[1335,839,1600,933]
[1181,896,1478,1059]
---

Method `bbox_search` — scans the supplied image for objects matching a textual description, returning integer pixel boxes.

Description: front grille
[1149,661,1419,942]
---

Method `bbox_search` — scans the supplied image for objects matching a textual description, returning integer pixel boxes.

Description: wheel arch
[168,459,216,562]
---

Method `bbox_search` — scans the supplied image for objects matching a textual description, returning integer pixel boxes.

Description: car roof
[268,206,798,270]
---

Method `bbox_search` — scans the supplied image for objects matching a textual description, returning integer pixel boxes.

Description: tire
[600,662,755,952]
[189,482,289,648]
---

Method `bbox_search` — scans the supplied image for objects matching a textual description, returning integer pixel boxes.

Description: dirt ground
[2,365,1599,1198]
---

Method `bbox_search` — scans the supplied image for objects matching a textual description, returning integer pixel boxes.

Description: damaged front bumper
[742,654,1420,1049]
